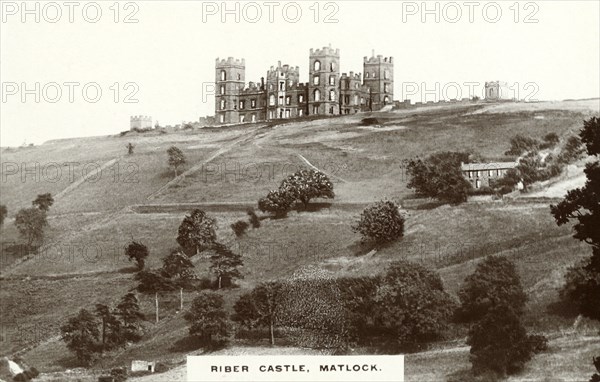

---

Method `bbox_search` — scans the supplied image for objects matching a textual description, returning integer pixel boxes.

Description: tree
[406,152,472,204]
[126,142,135,155]
[32,193,54,212]
[0,204,6,226]
[247,208,261,228]
[551,117,600,321]
[457,256,527,322]
[232,281,283,345]
[167,146,186,177]
[161,249,196,284]
[505,134,540,156]
[279,169,335,208]
[352,200,405,245]
[135,270,176,323]
[94,304,123,352]
[258,189,295,218]
[184,292,229,346]
[374,260,456,348]
[176,209,217,255]
[60,309,100,365]
[124,241,149,270]
[558,135,585,163]
[15,207,47,246]
[590,356,600,382]
[209,243,243,289]
[115,292,144,342]
[468,304,545,377]
[231,220,249,237]
[542,132,560,148]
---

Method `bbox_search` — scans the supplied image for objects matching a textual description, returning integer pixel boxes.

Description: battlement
[341,71,362,81]
[485,81,509,87]
[241,82,263,94]
[363,54,393,64]
[310,45,340,57]
[215,57,245,67]
[268,61,300,75]
[130,115,152,121]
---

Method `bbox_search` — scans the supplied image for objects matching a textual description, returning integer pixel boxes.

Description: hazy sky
[1,0,599,146]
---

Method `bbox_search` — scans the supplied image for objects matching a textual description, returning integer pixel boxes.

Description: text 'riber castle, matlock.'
[215,45,394,124]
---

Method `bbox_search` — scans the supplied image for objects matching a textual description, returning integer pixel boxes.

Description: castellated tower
[264,61,308,120]
[215,57,245,124]
[308,45,340,116]
[363,52,393,111]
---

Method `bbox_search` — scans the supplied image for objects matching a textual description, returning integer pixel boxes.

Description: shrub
[247,209,261,228]
[359,117,379,126]
[468,305,544,377]
[352,200,405,245]
[457,256,527,322]
[258,189,294,218]
[505,134,540,156]
[231,220,249,237]
[559,251,600,321]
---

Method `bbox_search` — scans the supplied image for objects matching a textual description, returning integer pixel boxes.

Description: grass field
[1,99,599,381]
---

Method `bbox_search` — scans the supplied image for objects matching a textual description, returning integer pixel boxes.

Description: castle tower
[484,81,512,101]
[308,45,340,116]
[363,52,393,111]
[215,57,245,124]
[265,61,307,120]
[130,115,152,130]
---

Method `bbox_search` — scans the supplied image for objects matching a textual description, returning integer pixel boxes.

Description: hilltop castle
[215,46,394,124]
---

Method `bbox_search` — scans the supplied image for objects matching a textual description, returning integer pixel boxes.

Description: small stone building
[131,360,155,373]
[461,162,518,189]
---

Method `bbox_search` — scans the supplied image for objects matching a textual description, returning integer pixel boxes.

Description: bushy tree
[32,193,54,212]
[280,169,335,208]
[558,135,585,163]
[232,281,283,345]
[0,204,7,226]
[457,256,527,322]
[247,208,261,228]
[176,209,217,255]
[505,134,540,156]
[161,249,196,287]
[468,305,545,377]
[490,168,521,195]
[542,132,560,148]
[230,220,249,237]
[124,240,149,270]
[406,152,472,204]
[115,292,144,342]
[95,304,123,352]
[209,243,243,289]
[551,116,600,321]
[135,270,176,294]
[374,260,456,348]
[60,309,100,365]
[167,146,186,176]
[258,189,295,218]
[184,292,229,346]
[15,207,47,246]
[352,200,404,245]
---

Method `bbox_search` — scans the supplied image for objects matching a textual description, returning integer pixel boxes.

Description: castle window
[313,76,320,85]
[355,83,359,89]
[219,115,224,123]
[299,109,303,116]
[220,70,226,81]
[384,96,389,104]
[372,71,376,78]
[269,84,273,91]
[329,90,335,101]
[314,89,321,101]
[278,96,284,105]
[269,94,275,106]
[329,76,335,86]
[384,70,389,79]
[361,97,365,104]
[285,109,290,118]
[384,83,389,93]
[354,95,358,104]
[240,100,245,109]
[330,62,336,71]
[298,94,304,103]
[329,107,334,114]
[237,73,241,80]
[279,82,284,91]
[251,99,256,108]
[365,72,370,78]
[220,99,226,110]
[285,96,291,105]
[314,60,321,71]
[344,95,350,104]
[220,85,225,95]
[240,115,245,123]
[313,105,319,114]
[289,80,293,87]
[251,114,256,122]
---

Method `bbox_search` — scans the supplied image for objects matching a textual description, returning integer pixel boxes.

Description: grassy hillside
[1,99,598,381]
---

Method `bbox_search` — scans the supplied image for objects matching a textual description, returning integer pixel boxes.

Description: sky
[1,0,599,146]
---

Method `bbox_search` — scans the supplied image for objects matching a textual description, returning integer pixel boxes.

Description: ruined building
[215,46,393,124]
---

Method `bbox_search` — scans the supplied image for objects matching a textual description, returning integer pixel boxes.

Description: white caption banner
[187,355,404,381]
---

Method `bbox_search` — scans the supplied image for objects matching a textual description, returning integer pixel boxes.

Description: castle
[130,115,153,130]
[215,46,394,124]
[484,81,513,101]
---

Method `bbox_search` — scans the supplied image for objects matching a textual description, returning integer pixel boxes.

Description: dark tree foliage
[15,207,47,246]
[374,260,456,347]
[406,152,472,204]
[32,193,54,212]
[135,270,176,294]
[490,168,521,195]
[115,292,144,342]
[336,276,381,342]
[232,281,284,345]
[184,292,229,346]
[542,132,560,148]
[558,135,585,163]
[258,189,295,218]
[176,209,218,255]
[352,200,405,245]
[457,256,527,322]
[167,146,186,176]
[0,204,7,226]
[247,208,261,228]
[60,309,100,365]
[505,134,540,156]
[124,240,149,270]
[468,305,546,377]
[230,220,249,237]
[279,169,335,208]
[94,304,123,352]
[209,243,243,289]
[590,356,600,382]
[551,117,600,322]
[161,249,196,288]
